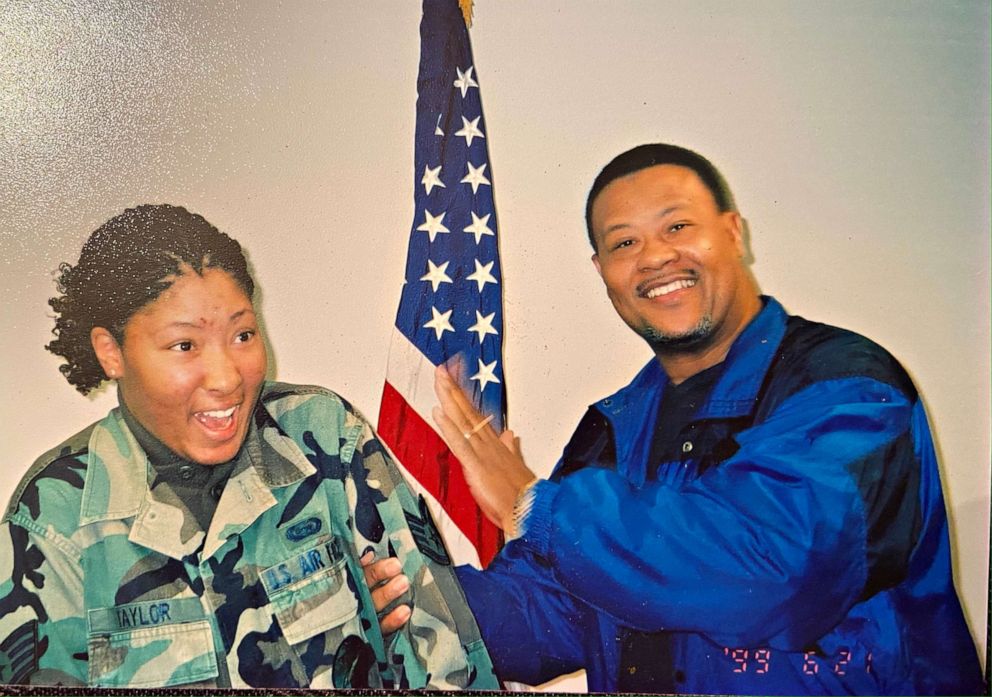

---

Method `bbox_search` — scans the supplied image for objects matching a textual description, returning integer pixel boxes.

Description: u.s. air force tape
[87,597,207,634]
[260,537,346,596]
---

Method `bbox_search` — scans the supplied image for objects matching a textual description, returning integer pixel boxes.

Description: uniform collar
[79,382,317,560]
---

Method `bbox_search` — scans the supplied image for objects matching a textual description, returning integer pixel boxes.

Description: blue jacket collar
[594,296,788,480]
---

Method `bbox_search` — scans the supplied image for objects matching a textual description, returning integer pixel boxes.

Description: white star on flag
[455,115,485,147]
[453,65,478,98]
[461,162,490,193]
[466,258,498,292]
[470,358,500,391]
[421,165,445,195]
[423,306,455,340]
[468,310,498,343]
[463,212,495,244]
[420,259,453,292]
[416,209,450,242]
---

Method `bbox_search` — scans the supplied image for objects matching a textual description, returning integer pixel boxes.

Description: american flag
[377,0,504,568]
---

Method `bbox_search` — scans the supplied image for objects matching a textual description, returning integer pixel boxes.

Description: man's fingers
[371,573,410,613]
[434,369,479,440]
[361,554,403,590]
[499,429,522,457]
[435,364,497,442]
[380,604,412,636]
[447,374,488,431]
[432,405,475,464]
[441,357,466,385]
[435,364,477,429]
[359,554,413,635]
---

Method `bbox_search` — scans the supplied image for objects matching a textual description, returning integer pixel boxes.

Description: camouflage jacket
[0,382,496,689]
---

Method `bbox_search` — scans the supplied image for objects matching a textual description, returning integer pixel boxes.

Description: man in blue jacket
[368,144,984,694]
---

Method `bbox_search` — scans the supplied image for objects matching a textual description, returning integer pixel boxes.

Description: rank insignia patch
[404,495,451,566]
[0,619,38,684]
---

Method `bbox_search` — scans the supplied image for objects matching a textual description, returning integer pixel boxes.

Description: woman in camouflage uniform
[0,205,495,689]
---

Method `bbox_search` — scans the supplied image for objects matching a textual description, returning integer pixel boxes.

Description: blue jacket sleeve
[516,377,918,650]
[456,546,590,685]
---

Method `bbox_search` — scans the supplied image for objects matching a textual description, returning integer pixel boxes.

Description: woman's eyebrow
[229,307,254,322]
[162,308,255,329]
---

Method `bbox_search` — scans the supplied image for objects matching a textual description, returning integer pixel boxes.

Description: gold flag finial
[458,0,473,27]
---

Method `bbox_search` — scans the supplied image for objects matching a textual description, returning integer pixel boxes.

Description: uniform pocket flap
[87,614,217,688]
[262,540,359,645]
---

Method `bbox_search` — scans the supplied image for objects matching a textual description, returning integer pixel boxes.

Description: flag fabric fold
[378,0,505,568]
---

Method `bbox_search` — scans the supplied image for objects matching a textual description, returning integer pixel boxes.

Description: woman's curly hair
[46,204,256,395]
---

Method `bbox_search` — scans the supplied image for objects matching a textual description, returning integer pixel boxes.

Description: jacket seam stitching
[7,512,82,560]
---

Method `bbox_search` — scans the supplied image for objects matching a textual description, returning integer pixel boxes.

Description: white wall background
[1,0,988,688]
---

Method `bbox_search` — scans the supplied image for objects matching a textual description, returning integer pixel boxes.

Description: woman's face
[109,267,268,465]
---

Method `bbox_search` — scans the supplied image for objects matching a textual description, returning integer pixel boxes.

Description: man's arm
[435,364,922,650]
[454,546,592,685]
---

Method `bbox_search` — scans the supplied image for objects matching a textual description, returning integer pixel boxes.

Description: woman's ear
[91,327,124,380]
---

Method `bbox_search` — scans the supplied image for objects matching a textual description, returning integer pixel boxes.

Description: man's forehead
[604,164,706,195]
[591,165,716,224]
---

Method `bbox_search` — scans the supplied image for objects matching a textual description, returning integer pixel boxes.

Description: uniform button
[682,441,693,453]
[180,466,195,481]
[210,482,225,500]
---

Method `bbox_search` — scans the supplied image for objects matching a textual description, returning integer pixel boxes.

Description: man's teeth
[646,278,696,298]
[200,407,236,418]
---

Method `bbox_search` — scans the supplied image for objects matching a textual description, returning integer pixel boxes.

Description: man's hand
[432,363,537,532]
[360,552,412,635]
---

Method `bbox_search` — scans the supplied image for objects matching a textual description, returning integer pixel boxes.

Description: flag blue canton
[395,0,505,431]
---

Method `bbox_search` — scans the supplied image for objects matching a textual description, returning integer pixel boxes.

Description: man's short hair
[585,143,735,250]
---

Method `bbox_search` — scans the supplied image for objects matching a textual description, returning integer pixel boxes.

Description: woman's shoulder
[3,419,99,530]
[259,381,369,428]
[258,382,390,476]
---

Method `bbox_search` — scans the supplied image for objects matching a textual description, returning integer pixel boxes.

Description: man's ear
[725,211,745,257]
[91,327,124,380]
[592,253,603,279]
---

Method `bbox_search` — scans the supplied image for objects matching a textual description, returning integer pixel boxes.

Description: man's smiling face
[590,164,756,361]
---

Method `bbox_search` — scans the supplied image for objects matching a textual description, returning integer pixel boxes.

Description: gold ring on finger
[463,413,494,439]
